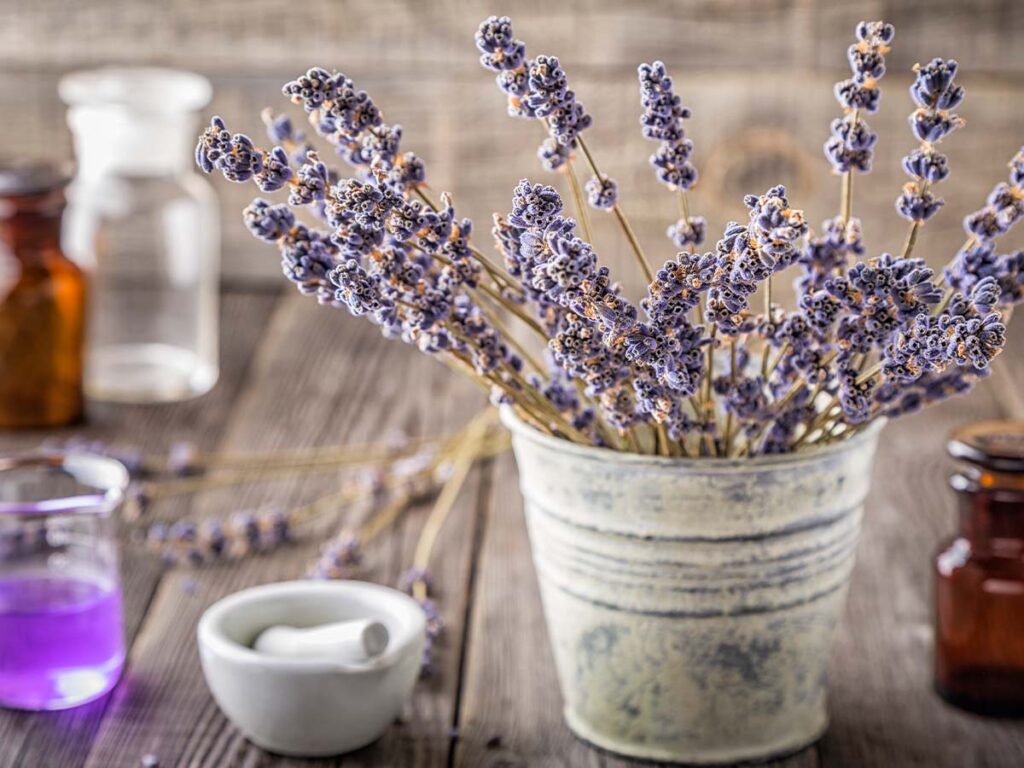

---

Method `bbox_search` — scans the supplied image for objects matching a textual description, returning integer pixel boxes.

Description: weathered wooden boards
[1,286,1024,763]
[0,290,279,768]
[75,294,485,767]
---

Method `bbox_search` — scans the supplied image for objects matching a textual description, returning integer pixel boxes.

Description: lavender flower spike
[896,58,964,224]
[638,60,703,247]
[475,16,536,122]
[961,146,1024,244]
[475,16,602,188]
[825,21,894,174]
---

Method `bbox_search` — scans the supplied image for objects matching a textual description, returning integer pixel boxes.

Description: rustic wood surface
[0,288,1021,768]
[1,2,1024,764]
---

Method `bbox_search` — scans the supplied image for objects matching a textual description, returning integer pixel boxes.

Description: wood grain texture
[0,289,280,768]
[1,285,1021,766]
[0,1,1022,756]
[76,294,485,767]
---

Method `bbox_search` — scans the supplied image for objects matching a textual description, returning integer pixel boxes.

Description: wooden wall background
[1,0,1022,297]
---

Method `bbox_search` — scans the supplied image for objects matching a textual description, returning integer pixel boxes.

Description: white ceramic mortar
[502,408,882,764]
[197,580,425,757]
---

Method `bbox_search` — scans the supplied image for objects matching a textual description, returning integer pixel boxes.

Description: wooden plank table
[1,287,1023,768]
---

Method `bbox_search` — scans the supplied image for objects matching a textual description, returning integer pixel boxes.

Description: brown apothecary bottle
[0,162,86,428]
[934,420,1024,716]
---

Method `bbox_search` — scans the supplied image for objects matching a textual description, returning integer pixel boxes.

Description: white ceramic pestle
[253,619,389,663]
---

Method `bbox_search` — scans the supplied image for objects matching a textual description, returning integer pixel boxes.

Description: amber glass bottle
[934,420,1024,716]
[0,163,86,428]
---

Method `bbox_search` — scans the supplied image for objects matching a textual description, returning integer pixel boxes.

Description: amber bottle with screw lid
[934,420,1024,715]
[0,162,86,428]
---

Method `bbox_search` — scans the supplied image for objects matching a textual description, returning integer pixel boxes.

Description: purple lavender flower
[549,312,629,397]
[243,198,295,242]
[633,372,694,438]
[278,224,341,304]
[896,58,963,223]
[825,21,894,174]
[585,176,618,210]
[195,116,231,174]
[638,60,700,231]
[715,373,769,426]
[282,67,341,112]
[308,532,363,579]
[746,185,808,265]
[534,225,598,297]
[637,61,690,143]
[476,19,600,175]
[254,146,293,193]
[475,16,525,73]
[476,17,536,120]
[798,216,863,295]
[882,313,948,383]
[961,146,1024,243]
[315,74,382,140]
[798,290,842,334]
[399,568,443,675]
[706,187,806,336]
[644,251,716,324]
[196,117,264,183]
[329,259,392,317]
[197,18,1023,458]
[947,312,1006,371]
[509,179,563,228]
[835,21,895,112]
[289,152,330,206]
[824,117,877,173]
[667,216,706,249]
[761,386,816,454]
[281,67,431,199]
[600,385,638,432]
[537,138,570,171]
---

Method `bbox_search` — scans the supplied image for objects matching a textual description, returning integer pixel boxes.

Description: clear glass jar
[0,162,86,428]
[935,420,1024,716]
[60,68,219,403]
[0,452,127,710]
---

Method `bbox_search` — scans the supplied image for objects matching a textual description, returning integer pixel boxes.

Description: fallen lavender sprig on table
[193,16,1023,457]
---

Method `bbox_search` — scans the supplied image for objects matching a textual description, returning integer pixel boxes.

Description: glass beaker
[0,452,127,710]
[60,68,220,403]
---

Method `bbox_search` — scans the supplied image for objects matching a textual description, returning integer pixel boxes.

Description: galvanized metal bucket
[501,409,881,764]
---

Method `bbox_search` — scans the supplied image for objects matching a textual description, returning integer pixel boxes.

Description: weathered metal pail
[502,408,881,764]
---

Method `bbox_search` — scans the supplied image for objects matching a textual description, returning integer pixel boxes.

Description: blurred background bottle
[935,421,1024,716]
[60,68,219,404]
[0,163,85,428]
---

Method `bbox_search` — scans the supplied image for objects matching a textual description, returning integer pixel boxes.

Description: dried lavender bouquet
[196,17,1023,458]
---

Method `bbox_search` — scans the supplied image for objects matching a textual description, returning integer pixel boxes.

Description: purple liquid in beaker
[0,573,125,710]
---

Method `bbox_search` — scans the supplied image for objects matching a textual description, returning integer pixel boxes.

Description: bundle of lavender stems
[196,17,1023,458]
